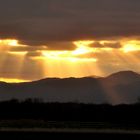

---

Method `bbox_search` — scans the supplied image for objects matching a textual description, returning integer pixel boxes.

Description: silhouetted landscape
[0,71,140,137]
[1,99,140,128]
[0,71,139,128]
[0,100,140,138]
[0,71,140,104]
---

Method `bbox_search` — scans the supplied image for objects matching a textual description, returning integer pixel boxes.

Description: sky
[0,0,140,82]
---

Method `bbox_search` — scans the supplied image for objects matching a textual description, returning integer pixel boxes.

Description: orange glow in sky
[0,39,23,46]
[42,40,97,62]
[120,40,140,53]
[72,41,95,55]
[0,78,29,83]
[0,38,140,82]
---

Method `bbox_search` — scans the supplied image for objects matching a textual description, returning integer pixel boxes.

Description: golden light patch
[42,50,70,59]
[0,39,21,46]
[42,40,97,62]
[0,39,27,54]
[0,78,29,83]
[1,38,140,83]
[100,40,117,45]
[42,51,97,62]
[40,40,98,78]
[73,41,94,55]
[8,51,27,55]
[121,40,140,53]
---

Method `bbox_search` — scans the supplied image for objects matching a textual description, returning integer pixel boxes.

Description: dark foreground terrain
[0,130,140,139]
[0,100,140,138]
[1,100,140,129]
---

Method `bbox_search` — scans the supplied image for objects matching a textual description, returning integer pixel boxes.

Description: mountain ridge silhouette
[0,71,140,105]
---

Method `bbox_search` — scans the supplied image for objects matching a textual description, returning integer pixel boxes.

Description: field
[0,128,140,139]
[0,120,140,138]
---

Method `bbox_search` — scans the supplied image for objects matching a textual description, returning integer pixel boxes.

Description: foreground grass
[0,120,139,131]
[0,128,140,134]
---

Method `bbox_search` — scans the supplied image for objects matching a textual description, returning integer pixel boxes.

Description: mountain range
[0,71,140,105]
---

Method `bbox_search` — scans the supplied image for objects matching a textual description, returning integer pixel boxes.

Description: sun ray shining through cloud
[0,39,28,82]
[39,40,99,78]
[41,40,98,65]
[72,41,95,55]
[0,38,140,82]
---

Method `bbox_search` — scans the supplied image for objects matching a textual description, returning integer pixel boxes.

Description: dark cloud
[103,42,122,48]
[9,41,75,53]
[9,46,48,52]
[90,42,122,49]
[45,42,76,50]
[0,0,140,46]
[26,51,43,57]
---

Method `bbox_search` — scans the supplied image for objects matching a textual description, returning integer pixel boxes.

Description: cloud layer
[0,0,140,81]
[0,0,140,46]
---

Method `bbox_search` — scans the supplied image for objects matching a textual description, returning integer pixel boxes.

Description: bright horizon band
[0,38,140,82]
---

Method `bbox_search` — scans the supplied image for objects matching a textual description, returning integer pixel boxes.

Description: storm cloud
[0,0,140,46]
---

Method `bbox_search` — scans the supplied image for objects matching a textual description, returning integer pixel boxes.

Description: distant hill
[106,71,140,84]
[0,71,140,104]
